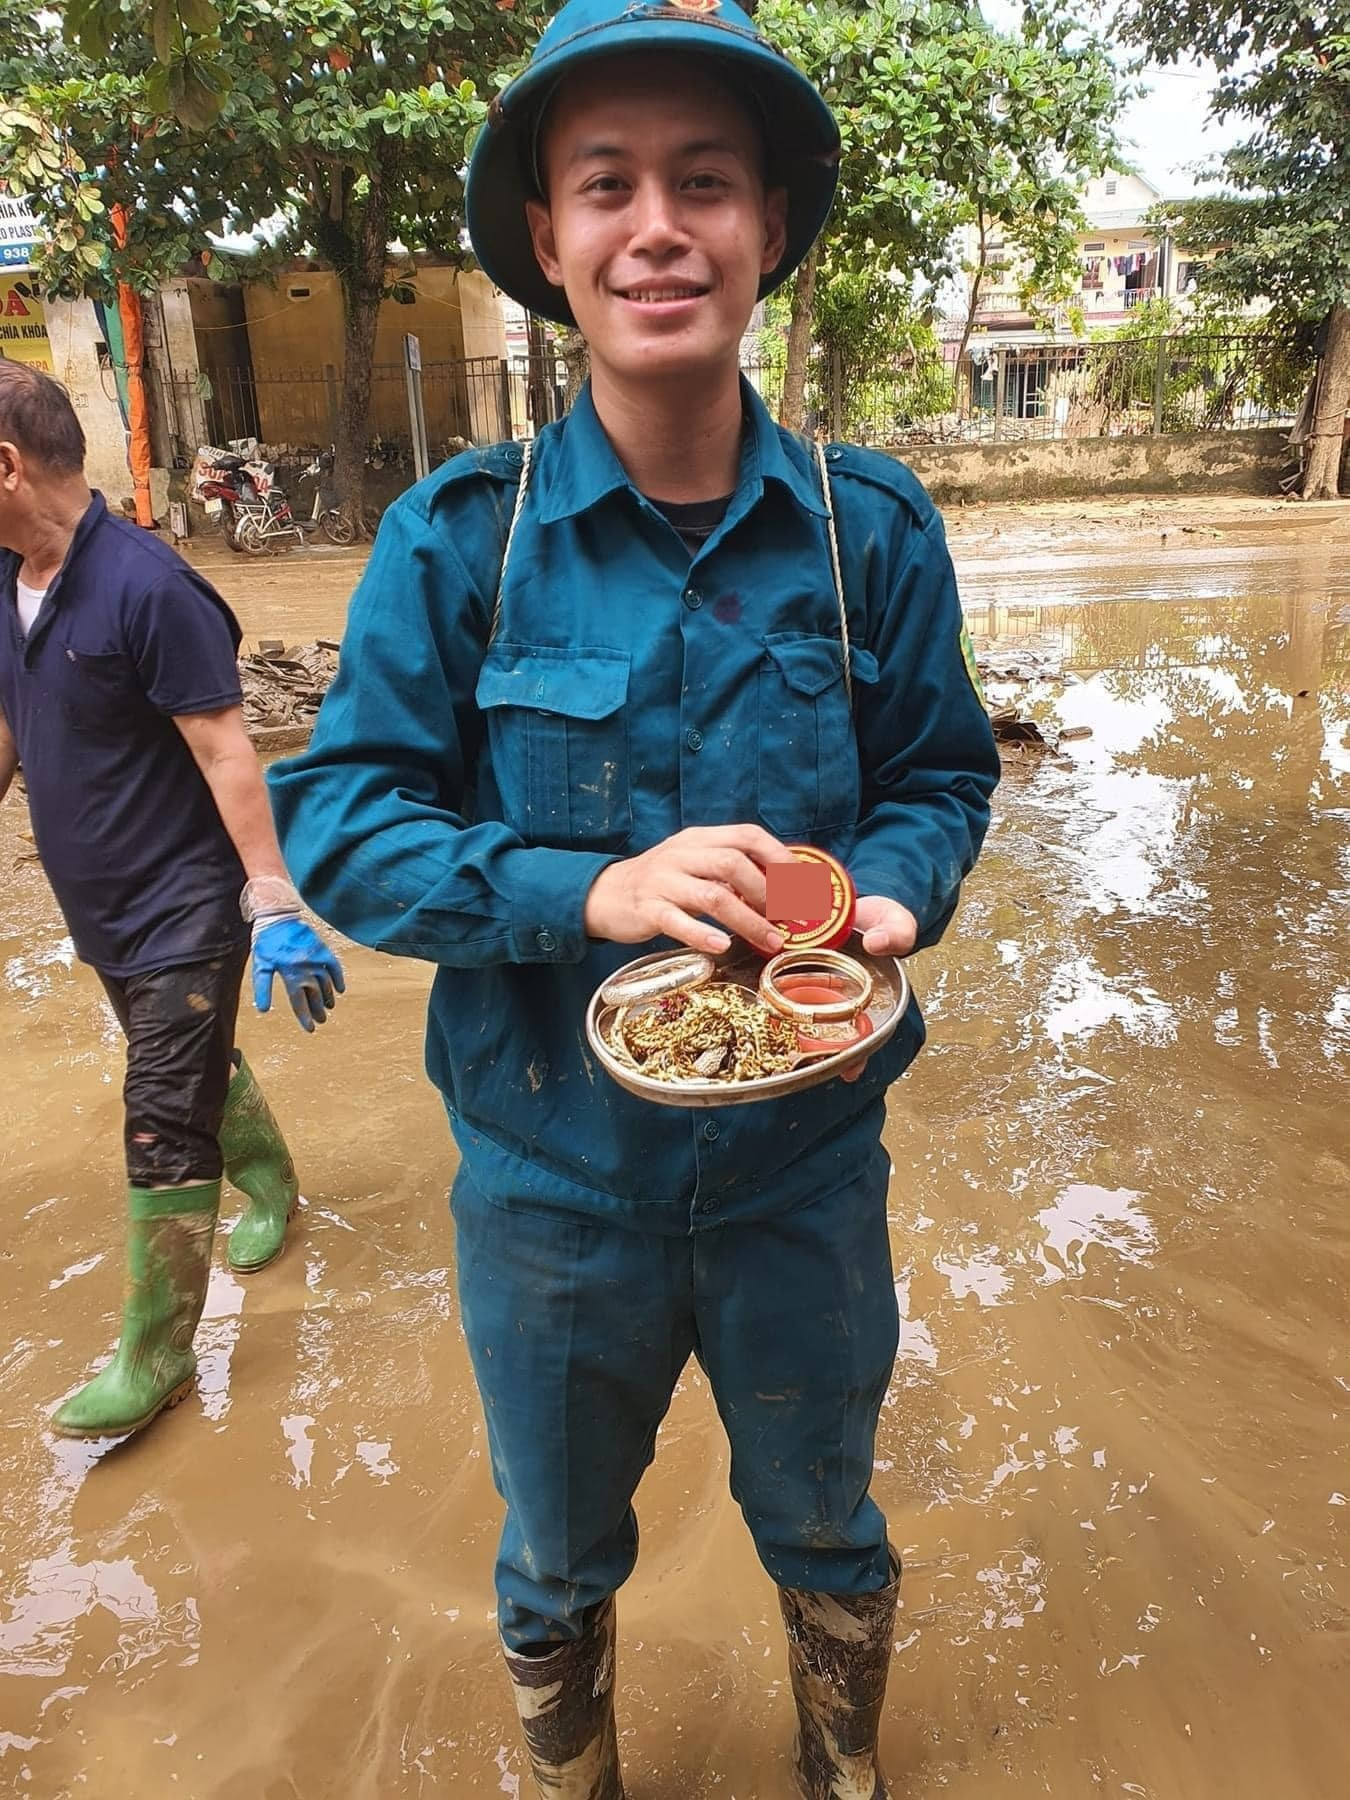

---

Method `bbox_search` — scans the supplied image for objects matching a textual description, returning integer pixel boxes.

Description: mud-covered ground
[1,496,1348,1798]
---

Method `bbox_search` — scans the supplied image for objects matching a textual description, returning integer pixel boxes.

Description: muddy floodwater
[2,506,1347,1798]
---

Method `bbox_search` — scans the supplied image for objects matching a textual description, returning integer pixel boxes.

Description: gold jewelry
[758,948,874,1023]
[608,982,797,1083]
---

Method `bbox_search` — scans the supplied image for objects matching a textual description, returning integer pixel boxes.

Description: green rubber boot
[220,1051,299,1274]
[53,1181,219,1440]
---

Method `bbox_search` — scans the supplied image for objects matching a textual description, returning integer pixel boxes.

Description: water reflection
[1034,1185,1156,1282]
[1,577,1348,1795]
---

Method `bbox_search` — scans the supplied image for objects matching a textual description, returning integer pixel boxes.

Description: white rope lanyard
[813,438,853,710]
[488,436,533,647]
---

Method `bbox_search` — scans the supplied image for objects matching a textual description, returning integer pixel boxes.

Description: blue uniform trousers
[451,1144,898,1650]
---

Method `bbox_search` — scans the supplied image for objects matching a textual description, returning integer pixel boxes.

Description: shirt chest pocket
[757,634,878,838]
[57,649,146,738]
[475,643,633,851]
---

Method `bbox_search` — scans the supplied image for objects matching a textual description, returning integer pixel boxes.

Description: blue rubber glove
[252,917,345,1031]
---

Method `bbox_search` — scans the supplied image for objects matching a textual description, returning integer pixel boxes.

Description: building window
[1082,241,1105,252]
[1105,178,1117,196]
[286,284,312,302]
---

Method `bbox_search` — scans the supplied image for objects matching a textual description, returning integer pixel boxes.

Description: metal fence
[742,333,1310,448]
[162,355,513,468]
[158,332,1309,518]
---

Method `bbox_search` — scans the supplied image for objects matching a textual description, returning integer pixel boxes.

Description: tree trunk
[779,243,820,433]
[954,212,989,412]
[333,177,392,539]
[335,282,380,535]
[557,328,589,408]
[1302,301,1350,501]
[525,313,554,430]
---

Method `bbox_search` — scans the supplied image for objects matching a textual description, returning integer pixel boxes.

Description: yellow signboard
[0,276,53,372]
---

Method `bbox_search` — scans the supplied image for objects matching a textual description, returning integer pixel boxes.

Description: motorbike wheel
[236,516,271,556]
[319,508,356,546]
[219,509,245,552]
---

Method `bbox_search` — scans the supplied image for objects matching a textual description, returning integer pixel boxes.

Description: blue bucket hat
[466,0,841,326]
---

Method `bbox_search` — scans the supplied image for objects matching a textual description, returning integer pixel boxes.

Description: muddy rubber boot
[779,1551,902,1800]
[52,1181,220,1440]
[502,1598,625,1799]
[220,1051,299,1274]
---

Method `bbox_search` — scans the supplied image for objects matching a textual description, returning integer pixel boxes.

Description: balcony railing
[1124,287,1160,308]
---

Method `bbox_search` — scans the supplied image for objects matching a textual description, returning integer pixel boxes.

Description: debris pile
[239,640,340,737]
[974,645,1092,761]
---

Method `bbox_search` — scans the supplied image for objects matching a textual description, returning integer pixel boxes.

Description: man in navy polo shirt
[0,360,344,1442]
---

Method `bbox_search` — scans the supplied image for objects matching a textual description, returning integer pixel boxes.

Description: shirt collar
[9,492,107,656]
[44,490,107,601]
[534,379,829,524]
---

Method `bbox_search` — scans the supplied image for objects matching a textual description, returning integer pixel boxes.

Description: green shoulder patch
[959,617,986,706]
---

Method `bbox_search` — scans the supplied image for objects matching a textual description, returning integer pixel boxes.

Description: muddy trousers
[451,1143,899,1651]
[97,948,249,1185]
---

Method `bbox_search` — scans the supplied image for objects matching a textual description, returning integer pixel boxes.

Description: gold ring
[758,949,874,1023]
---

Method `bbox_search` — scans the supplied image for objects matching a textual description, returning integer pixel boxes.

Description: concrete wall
[44,298,134,503]
[459,273,507,361]
[897,429,1294,505]
[235,266,493,450]
[458,273,509,440]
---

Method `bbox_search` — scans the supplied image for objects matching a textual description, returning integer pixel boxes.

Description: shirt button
[696,1198,717,1214]
[684,587,704,610]
[535,929,557,953]
[826,446,844,462]
[703,1120,720,1141]
[685,728,704,753]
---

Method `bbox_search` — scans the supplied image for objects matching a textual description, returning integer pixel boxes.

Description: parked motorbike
[294,447,356,545]
[190,444,304,554]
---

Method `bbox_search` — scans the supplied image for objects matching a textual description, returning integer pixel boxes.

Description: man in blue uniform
[269,1,999,1793]
[0,361,343,1443]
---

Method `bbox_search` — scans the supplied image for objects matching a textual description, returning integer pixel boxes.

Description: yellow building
[967,171,1211,345]
[158,256,510,462]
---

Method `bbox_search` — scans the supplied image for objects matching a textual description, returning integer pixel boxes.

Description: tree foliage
[0,0,549,524]
[63,1,232,131]
[759,263,952,438]
[1121,2,1347,327]
[1118,3,1348,496]
[757,0,1126,419]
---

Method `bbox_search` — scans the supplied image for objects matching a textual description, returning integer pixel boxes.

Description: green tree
[0,1,549,530]
[757,0,1125,428]
[813,264,951,436]
[62,2,233,129]
[1119,1,1349,498]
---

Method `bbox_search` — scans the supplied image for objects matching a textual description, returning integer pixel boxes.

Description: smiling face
[525,54,788,393]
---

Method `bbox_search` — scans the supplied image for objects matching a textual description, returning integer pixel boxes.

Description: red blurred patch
[766,860,832,925]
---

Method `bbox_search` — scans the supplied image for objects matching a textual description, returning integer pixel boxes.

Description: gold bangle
[758,949,874,1023]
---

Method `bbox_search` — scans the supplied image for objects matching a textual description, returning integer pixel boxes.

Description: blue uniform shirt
[0,492,249,976]
[269,383,999,1232]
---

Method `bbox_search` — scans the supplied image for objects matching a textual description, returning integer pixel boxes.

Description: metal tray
[584,935,910,1108]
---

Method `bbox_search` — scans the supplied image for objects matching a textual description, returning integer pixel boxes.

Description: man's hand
[252,917,345,1032]
[853,894,920,959]
[839,895,919,1083]
[584,825,796,956]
